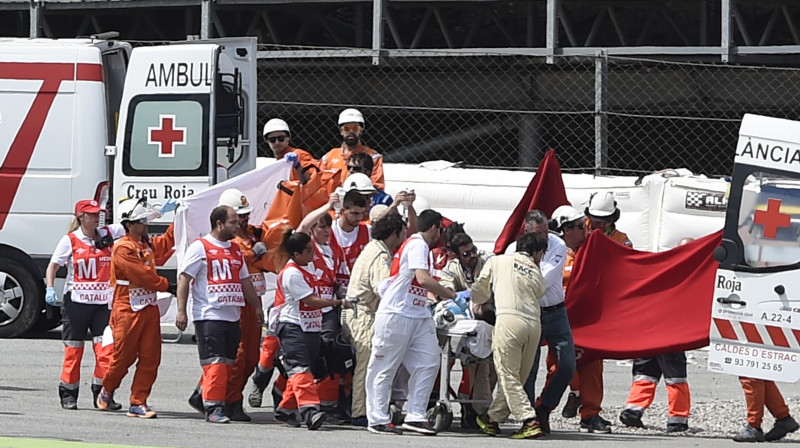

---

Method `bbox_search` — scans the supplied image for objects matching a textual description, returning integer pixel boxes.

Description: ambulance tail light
[95,181,110,226]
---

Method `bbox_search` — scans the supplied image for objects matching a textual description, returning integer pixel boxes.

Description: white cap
[343,173,376,194]
[338,108,364,127]
[586,192,617,218]
[218,188,253,214]
[369,204,390,222]
[262,118,290,136]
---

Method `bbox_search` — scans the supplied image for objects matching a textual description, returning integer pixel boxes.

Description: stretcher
[428,319,494,431]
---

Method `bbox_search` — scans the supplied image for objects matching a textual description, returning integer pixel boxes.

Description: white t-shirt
[377,234,433,319]
[539,233,567,307]
[180,235,250,322]
[49,224,126,295]
[331,219,371,249]
[278,263,318,329]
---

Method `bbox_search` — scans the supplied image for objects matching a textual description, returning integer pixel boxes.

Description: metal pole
[519,115,539,168]
[721,0,732,62]
[594,51,608,175]
[546,0,559,64]
[372,0,384,65]
[29,0,40,38]
[201,0,212,40]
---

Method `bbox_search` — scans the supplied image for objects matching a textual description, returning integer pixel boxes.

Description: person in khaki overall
[471,232,548,440]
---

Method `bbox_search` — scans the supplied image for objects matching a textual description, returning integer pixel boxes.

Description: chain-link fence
[257,46,800,177]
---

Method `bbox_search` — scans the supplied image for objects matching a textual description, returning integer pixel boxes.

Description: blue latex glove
[284,152,300,168]
[252,242,267,260]
[160,198,178,214]
[45,287,62,306]
[455,290,471,308]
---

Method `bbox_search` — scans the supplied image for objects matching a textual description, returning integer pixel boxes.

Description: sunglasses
[565,222,586,230]
[461,247,478,258]
[266,135,287,143]
[341,123,362,133]
[347,165,366,173]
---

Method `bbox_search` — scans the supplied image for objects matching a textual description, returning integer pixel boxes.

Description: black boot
[188,385,204,414]
[91,384,121,411]
[59,385,78,410]
[248,366,273,408]
[226,399,252,422]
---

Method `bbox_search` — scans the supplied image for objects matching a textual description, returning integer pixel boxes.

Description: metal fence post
[201,0,212,40]
[518,115,540,168]
[594,51,608,175]
[721,0,732,62]
[29,0,40,38]
[372,0,385,65]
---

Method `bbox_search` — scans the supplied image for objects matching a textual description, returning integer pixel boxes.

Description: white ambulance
[0,35,257,337]
[709,114,800,382]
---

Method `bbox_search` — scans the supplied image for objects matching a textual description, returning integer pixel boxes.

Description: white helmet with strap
[550,205,584,231]
[118,197,160,223]
[343,173,376,194]
[262,118,291,137]
[338,108,365,127]
[218,188,253,214]
[585,191,620,222]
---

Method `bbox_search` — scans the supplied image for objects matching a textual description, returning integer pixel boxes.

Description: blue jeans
[523,304,576,410]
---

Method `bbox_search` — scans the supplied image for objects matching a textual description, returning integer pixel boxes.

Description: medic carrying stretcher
[710,114,800,382]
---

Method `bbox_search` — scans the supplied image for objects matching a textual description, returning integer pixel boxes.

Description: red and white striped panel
[712,318,800,350]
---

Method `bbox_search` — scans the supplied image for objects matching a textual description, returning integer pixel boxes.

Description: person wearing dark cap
[45,199,126,410]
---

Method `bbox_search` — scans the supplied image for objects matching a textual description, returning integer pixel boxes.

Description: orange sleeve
[370,154,385,190]
[297,149,319,172]
[236,234,258,269]
[149,222,176,259]
[113,241,170,292]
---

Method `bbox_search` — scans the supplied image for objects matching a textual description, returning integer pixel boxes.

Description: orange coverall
[103,225,174,406]
[739,377,790,429]
[320,143,385,190]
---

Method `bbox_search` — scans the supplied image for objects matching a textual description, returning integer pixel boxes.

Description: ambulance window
[123,96,208,177]
[738,172,800,267]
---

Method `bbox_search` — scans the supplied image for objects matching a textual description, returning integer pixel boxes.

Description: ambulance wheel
[389,403,404,426]
[427,400,453,432]
[0,254,43,338]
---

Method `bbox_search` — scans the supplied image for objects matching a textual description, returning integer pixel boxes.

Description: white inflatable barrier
[384,162,729,253]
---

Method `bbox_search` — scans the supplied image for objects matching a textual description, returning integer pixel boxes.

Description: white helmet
[218,188,253,214]
[343,173,376,194]
[585,191,620,221]
[118,197,160,223]
[550,205,584,231]
[412,195,431,212]
[262,118,291,137]
[369,204,390,222]
[338,108,364,127]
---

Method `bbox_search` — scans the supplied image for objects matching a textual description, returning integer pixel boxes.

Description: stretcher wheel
[427,400,453,432]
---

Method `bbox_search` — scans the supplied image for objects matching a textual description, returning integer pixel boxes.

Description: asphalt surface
[2,328,799,448]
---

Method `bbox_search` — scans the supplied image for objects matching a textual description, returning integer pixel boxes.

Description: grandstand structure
[3,1,800,175]
[2,1,799,63]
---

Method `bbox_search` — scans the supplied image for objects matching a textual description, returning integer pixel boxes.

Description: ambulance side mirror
[105,145,117,157]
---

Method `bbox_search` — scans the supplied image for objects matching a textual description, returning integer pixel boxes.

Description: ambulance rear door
[111,38,256,222]
[709,114,800,382]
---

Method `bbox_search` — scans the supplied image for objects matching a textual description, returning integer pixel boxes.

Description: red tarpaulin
[493,149,569,254]
[566,229,722,363]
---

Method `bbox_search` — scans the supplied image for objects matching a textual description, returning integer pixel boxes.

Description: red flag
[566,229,722,363]
[493,149,569,254]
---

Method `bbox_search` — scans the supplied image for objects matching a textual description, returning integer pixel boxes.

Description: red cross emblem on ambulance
[753,198,791,239]
[148,114,187,158]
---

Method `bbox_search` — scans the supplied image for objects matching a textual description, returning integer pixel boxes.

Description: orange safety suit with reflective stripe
[623,352,691,425]
[320,143,385,190]
[225,230,265,404]
[102,225,174,406]
[739,377,790,429]
[282,147,319,183]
